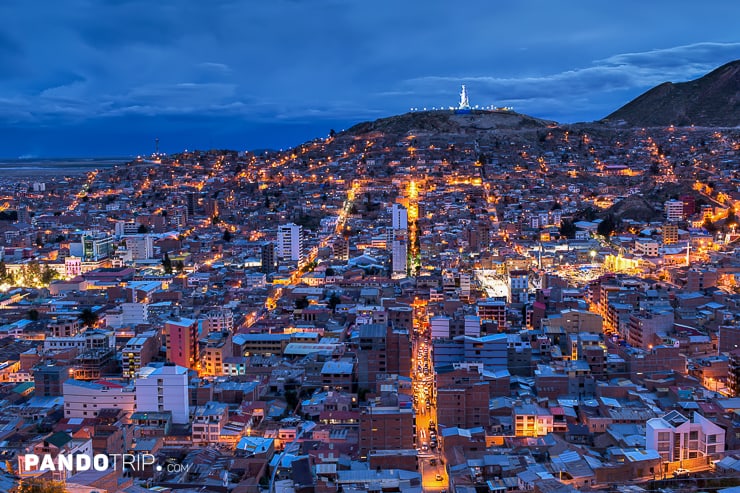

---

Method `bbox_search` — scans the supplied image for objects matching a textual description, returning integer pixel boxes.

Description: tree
[0,260,6,280]
[294,297,309,310]
[137,224,149,234]
[175,260,185,274]
[162,252,173,275]
[559,219,577,239]
[41,264,57,284]
[597,214,617,237]
[15,479,67,493]
[329,129,336,138]
[27,309,39,321]
[79,308,99,328]
[327,293,341,313]
[222,229,232,242]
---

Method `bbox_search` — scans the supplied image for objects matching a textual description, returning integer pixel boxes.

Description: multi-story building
[663,223,679,245]
[355,323,412,389]
[513,404,554,437]
[359,405,415,457]
[201,331,233,377]
[646,410,726,462]
[728,349,740,397]
[62,379,136,418]
[627,309,674,350]
[122,333,159,379]
[391,204,408,231]
[124,235,154,260]
[477,299,507,332]
[277,223,303,262]
[665,199,685,222]
[34,364,70,397]
[164,317,199,370]
[135,364,190,424]
[507,269,529,303]
[192,401,229,445]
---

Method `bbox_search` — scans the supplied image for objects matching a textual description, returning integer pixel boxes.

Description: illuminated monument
[459,85,470,110]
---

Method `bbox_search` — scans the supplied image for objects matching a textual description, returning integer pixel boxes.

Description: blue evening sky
[0,0,738,157]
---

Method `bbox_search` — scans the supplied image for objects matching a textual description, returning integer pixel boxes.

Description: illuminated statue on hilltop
[459,85,470,110]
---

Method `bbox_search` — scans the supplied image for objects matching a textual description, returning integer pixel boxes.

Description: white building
[430,316,451,340]
[646,410,725,462]
[464,315,481,337]
[124,235,154,260]
[392,237,407,277]
[392,204,408,231]
[634,239,660,257]
[277,223,303,262]
[105,302,148,328]
[665,199,684,222]
[63,379,136,418]
[135,364,190,424]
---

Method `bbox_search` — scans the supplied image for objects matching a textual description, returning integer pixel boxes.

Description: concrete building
[513,404,554,437]
[135,364,190,424]
[122,333,159,379]
[665,199,684,222]
[646,410,725,462]
[164,317,199,370]
[63,379,136,418]
[359,405,415,457]
[277,223,303,262]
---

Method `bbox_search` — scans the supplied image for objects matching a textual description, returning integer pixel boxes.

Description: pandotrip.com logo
[22,453,157,474]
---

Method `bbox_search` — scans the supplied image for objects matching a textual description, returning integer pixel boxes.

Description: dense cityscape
[1,78,740,492]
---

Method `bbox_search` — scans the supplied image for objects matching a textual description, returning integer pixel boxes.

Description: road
[412,322,448,492]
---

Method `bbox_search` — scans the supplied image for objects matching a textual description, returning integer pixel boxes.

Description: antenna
[155,137,160,155]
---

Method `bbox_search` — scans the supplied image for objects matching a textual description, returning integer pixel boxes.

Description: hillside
[604,60,740,127]
[344,110,555,137]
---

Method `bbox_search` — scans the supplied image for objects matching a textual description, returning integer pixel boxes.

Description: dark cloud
[0,0,738,156]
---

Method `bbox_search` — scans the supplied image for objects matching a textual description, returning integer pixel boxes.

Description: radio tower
[459,85,470,110]
[155,137,160,156]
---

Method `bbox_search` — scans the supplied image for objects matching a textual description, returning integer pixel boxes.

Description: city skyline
[0,0,739,157]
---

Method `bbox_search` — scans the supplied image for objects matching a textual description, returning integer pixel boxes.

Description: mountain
[604,60,740,127]
[345,109,554,136]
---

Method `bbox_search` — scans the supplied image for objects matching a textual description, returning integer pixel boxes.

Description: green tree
[175,260,185,274]
[15,478,66,493]
[222,229,232,242]
[27,309,39,321]
[327,293,341,313]
[41,264,57,284]
[597,214,617,237]
[137,224,149,234]
[162,252,173,275]
[0,260,6,280]
[79,308,99,328]
[294,297,309,310]
[559,219,577,239]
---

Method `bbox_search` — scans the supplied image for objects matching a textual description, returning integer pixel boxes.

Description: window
[708,434,717,444]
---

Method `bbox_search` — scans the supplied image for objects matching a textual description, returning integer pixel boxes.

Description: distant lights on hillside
[409,85,514,113]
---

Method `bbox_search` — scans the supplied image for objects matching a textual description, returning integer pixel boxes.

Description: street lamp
[590,250,596,266]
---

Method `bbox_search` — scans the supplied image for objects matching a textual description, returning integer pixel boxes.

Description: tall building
[277,223,304,262]
[359,405,415,457]
[391,204,408,231]
[663,223,679,245]
[665,199,684,222]
[135,364,190,424]
[124,235,154,260]
[392,235,407,276]
[260,241,276,273]
[728,349,740,397]
[164,317,200,370]
[355,323,412,389]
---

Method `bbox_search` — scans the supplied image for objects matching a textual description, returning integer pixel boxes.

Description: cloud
[398,42,740,121]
